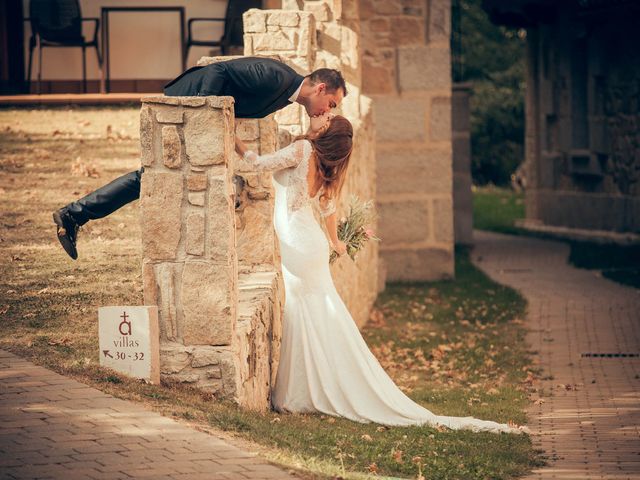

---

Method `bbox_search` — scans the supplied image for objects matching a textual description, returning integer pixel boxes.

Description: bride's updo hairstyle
[296,115,353,205]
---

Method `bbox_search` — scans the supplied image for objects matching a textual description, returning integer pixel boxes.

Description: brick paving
[472,230,640,479]
[0,349,299,479]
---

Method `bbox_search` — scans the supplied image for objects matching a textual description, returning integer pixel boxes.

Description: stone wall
[360,0,455,280]
[243,3,381,327]
[523,5,640,232]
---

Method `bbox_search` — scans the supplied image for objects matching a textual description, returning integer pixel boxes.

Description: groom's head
[300,68,347,117]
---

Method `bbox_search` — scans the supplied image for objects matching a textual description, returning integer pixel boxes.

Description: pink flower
[365,229,374,238]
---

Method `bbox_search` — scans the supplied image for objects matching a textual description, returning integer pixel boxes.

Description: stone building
[139,0,462,409]
[484,0,640,234]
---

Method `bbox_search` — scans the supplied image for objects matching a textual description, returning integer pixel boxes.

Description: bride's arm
[321,199,346,255]
[235,136,304,172]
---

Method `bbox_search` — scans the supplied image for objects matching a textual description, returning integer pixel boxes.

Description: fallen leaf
[392,449,403,463]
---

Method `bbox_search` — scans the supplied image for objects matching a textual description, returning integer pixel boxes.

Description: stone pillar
[362,0,455,281]
[140,95,243,398]
[452,82,473,245]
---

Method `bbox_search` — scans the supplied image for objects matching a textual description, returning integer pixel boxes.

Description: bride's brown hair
[295,115,353,205]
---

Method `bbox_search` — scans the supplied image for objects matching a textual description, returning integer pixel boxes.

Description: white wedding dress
[240,139,523,434]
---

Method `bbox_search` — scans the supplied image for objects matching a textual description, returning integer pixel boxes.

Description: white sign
[98,306,160,384]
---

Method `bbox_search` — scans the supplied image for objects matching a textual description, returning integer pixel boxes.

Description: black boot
[54,168,144,259]
[53,208,80,260]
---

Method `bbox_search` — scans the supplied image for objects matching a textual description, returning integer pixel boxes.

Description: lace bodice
[238,139,336,217]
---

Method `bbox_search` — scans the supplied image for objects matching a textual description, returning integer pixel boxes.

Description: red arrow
[103,350,113,358]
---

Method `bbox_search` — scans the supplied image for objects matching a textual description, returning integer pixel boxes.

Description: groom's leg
[65,168,144,226]
[53,168,143,259]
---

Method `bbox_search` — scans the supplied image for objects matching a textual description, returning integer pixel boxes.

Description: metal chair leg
[82,45,87,93]
[27,38,35,94]
[37,41,42,95]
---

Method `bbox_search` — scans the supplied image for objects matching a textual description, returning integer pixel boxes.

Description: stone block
[142,261,158,306]
[378,200,430,244]
[188,192,205,206]
[187,173,207,191]
[430,96,451,141]
[143,95,180,106]
[205,96,235,109]
[156,263,181,341]
[429,0,451,43]
[156,107,184,124]
[236,119,260,141]
[369,18,390,33]
[398,45,450,92]
[258,116,278,153]
[183,108,226,166]
[432,197,454,244]
[391,16,425,45]
[191,348,222,368]
[140,171,183,261]
[360,0,375,19]
[181,261,235,345]
[207,173,236,262]
[373,96,426,142]
[243,9,267,33]
[375,0,402,15]
[267,11,300,26]
[377,148,452,195]
[297,12,316,60]
[275,103,301,125]
[382,247,454,281]
[252,31,297,51]
[362,49,396,95]
[186,212,205,256]
[237,200,275,266]
[162,125,182,169]
[160,345,191,374]
[303,2,331,22]
[243,33,254,55]
[140,105,154,167]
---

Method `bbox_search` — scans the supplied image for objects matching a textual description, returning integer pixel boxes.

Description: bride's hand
[332,240,347,256]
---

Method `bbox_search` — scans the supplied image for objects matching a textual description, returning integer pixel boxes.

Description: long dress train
[239,139,524,434]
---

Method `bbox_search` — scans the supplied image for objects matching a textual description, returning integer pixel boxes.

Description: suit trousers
[65,168,143,226]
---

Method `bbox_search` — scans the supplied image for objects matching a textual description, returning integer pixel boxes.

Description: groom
[53,57,347,259]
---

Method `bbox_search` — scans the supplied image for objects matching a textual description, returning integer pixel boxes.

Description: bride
[234,113,526,434]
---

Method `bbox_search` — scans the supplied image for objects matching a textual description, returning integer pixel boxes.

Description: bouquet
[329,195,381,264]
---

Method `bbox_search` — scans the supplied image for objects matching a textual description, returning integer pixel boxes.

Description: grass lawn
[473,185,640,289]
[472,185,525,235]
[1,108,540,479]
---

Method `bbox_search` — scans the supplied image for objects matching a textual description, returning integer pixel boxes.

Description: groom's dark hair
[307,68,347,96]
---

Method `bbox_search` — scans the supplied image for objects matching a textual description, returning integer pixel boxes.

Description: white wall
[23,0,228,80]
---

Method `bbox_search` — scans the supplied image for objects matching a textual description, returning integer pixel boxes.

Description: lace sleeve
[238,139,305,172]
[319,196,336,218]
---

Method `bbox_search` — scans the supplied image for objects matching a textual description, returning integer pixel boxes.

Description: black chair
[27,0,101,94]
[186,0,262,60]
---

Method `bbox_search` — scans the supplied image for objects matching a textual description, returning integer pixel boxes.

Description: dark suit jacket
[163,57,304,119]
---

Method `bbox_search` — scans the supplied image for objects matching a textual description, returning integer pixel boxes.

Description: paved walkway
[472,230,640,479]
[0,349,299,480]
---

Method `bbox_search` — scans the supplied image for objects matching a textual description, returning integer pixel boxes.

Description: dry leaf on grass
[71,156,99,178]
